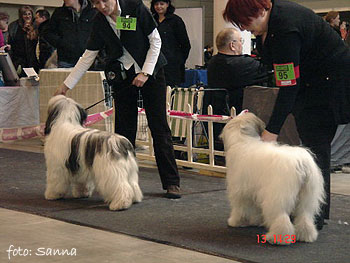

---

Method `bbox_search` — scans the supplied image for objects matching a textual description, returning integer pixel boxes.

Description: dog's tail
[297,149,325,218]
[109,135,136,159]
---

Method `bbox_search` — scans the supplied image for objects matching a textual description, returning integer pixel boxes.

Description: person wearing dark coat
[8,6,39,75]
[151,0,191,86]
[54,0,181,199]
[35,9,55,69]
[224,0,350,230]
[324,11,342,38]
[42,0,97,68]
[207,28,268,151]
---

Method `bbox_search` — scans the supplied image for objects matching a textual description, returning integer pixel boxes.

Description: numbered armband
[273,63,300,87]
[116,16,137,31]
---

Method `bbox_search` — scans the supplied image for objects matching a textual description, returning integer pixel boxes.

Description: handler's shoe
[165,185,181,199]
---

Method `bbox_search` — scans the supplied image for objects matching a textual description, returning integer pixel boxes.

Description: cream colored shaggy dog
[220,112,325,245]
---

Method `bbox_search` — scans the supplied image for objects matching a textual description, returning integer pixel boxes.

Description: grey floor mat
[0,148,349,263]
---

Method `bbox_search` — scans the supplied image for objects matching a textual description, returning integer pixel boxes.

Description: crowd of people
[1,0,350,229]
[0,7,54,76]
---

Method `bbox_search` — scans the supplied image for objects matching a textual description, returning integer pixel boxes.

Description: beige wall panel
[0,0,61,7]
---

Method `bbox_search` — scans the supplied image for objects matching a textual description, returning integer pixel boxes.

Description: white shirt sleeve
[142,28,161,75]
[64,50,99,89]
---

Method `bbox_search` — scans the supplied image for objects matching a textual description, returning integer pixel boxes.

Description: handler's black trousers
[112,67,179,190]
[294,107,337,224]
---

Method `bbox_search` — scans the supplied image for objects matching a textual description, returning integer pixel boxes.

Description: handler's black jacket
[87,0,166,75]
[43,0,97,65]
[258,0,350,134]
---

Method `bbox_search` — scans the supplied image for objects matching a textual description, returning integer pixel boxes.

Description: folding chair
[170,86,203,139]
[169,86,205,161]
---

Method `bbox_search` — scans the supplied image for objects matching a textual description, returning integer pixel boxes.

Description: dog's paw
[132,186,143,203]
[72,190,92,199]
[72,193,91,199]
[109,199,133,211]
[227,217,248,227]
[133,195,143,203]
[248,217,263,227]
[45,192,64,200]
[72,184,94,199]
[296,226,318,242]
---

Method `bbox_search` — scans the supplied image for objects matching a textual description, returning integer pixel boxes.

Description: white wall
[213,0,251,55]
[175,7,204,68]
[0,0,61,7]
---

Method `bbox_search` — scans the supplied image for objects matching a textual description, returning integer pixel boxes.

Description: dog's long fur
[221,112,325,245]
[44,95,142,210]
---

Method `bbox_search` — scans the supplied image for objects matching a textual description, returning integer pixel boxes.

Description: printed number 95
[278,71,288,79]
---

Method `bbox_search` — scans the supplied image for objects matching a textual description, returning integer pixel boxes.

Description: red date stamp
[257,234,296,244]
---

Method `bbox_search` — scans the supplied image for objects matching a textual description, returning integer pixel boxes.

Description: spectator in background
[204,44,213,68]
[0,28,4,48]
[207,28,268,151]
[8,6,39,75]
[340,21,349,41]
[0,12,9,46]
[151,0,191,87]
[35,9,54,69]
[42,0,97,68]
[324,11,341,37]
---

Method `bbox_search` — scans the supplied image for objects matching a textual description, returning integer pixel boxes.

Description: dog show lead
[224,0,350,230]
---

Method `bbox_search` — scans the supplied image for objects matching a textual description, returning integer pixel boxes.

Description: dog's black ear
[44,106,60,135]
[77,105,88,125]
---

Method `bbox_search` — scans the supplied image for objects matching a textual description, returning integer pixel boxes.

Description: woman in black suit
[55,0,181,199]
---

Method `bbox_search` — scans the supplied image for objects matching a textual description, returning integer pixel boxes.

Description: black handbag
[104,60,127,86]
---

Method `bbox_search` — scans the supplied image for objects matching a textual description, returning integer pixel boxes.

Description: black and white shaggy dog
[220,112,325,245]
[44,95,142,210]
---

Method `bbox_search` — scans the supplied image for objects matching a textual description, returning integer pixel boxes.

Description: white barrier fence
[1,103,233,174]
[136,104,236,174]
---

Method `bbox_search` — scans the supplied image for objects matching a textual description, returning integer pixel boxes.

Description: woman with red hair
[224,0,350,230]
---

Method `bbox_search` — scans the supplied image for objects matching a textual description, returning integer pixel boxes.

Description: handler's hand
[0,44,11,52]
[54,84,69,96]
[261,129,278,142]
[132,73,149,88]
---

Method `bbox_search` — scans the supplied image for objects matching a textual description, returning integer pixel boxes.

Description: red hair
[223,0,271,28]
